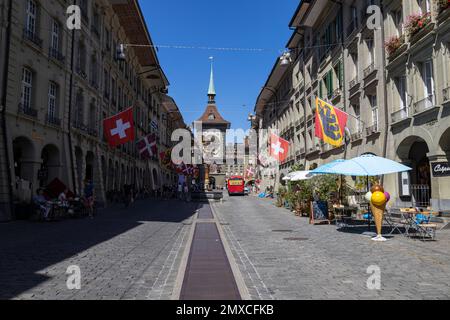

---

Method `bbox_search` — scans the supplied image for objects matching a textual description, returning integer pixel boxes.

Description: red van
[227,176,245,196]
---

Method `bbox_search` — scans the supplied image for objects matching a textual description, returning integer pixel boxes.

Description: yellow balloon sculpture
[371,191,386,207]
[370,187,388,241]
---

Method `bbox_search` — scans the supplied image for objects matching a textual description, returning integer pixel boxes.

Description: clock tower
[195,58,230,190]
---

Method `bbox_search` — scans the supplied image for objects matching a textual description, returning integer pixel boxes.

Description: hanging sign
[431,162,450,177]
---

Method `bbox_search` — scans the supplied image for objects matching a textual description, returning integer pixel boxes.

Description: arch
[13,136,36,182]
[152,168,158,189]
[40,144,60,187]
[85,151,95,182]
[75,147,83,192]
[101,155,107,191]
[396,135,429,161]
[396,135,431,206]
[393,127,435,159]
[439,127,450,153]
[108,159,114,191]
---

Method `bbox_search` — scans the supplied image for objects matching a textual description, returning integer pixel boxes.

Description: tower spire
[208,57,216,103]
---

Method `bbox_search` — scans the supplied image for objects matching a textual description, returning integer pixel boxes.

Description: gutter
[67,29,77,193]
[0,0,14,219]
[380,5,389,184]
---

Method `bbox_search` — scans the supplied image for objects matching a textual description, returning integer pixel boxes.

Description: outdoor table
[333,205,355,228]
[400,209,438,239]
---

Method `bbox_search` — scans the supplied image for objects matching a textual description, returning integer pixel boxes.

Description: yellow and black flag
[315,98,349,147]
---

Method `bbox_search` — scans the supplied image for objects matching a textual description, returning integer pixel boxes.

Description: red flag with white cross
[269,133,289,163]
[136,133,157,159]
[103,107,135,147]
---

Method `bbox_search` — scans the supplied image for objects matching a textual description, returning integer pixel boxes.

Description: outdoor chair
[399,208,437,240]
[411,212,437,240]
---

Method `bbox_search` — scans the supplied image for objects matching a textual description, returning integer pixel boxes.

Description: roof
[196,103,230,126]
[161,95,186,127]
[288,0,311,28]
[112,0,169,87]
[254,57,289,115]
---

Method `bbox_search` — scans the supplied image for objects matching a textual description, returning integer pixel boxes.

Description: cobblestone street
[0,199,197,300]
[212,195,450,300]
[1,195,450,300]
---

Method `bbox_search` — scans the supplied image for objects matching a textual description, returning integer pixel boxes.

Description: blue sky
[139,0,298,132]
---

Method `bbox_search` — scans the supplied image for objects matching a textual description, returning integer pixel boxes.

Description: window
[353,104,361,133]
[75,90,84,126]
[103,69,109,97]
[369,95,378,129]
[367,38,374,65]
[423,60,434,99]
[325,70,334,98]
[26,0,37,34]
[77,42,86,74]
[396,75,407,112]
[21,68,33,110]
[111,78,117,104]
[90,55,98,86]
[51,20,59,50]
[418,0,431,14]
[48,82,57,118]
[394,9,403,36]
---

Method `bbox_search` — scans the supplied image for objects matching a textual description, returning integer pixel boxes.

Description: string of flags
[101,99,348,178]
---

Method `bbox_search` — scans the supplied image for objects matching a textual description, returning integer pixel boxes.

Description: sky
[138,0,299,133]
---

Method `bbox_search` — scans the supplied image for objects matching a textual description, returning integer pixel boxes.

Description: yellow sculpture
[370,187,387,242]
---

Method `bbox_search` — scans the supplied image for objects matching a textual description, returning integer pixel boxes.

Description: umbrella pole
[367,175,371,231]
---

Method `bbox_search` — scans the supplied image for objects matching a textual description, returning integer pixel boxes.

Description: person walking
[184,183,191,202]
[83,180,95,218]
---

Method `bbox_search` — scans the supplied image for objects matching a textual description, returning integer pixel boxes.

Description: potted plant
[276,186,287,207]
[404,12,432,38]
[384,35,405,57]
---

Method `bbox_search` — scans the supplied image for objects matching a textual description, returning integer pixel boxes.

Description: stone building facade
[255,0,450,211]
[0,0,184,221]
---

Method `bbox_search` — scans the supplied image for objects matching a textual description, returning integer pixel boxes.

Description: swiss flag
[270,133,289,163]
[137,133,157,159]
[103,107,135,147]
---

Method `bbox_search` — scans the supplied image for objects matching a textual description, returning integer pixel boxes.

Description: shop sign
[431,162,450,177]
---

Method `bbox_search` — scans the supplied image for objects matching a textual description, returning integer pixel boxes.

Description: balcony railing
[347,18,358,36]
[331,88,342,100]
[76,66,88,79]
[443,86,450,102]
[91,24,100,38]
[413,95,435,114]
[300,147,305,154]
[366,124,379,136]
[363,62,375,78]
[18,103,38,118]
[90,78,99,90]
[23,28,43,48]
[72,121,98,137]
[46,113,61,127]
[351,131,363,141]
[49,47,65,63]
[349,77,358,89]
[391,107,410,123]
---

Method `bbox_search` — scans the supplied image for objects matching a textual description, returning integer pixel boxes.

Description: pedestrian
[184,183,191,202]
[177,183,183,200]
[33,188,51,221]
[123,184,132,207]
[83,180,95,218]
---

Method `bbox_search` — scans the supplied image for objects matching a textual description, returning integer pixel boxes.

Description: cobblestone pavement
[212,195,450,300]
[0,199,199,300]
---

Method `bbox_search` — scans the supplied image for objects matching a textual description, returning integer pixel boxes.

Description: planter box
[409,22,434,44]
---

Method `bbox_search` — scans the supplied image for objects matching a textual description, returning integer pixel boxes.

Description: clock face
[203,131,223,160]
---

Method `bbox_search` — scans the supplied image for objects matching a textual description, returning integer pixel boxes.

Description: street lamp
[279,51,292,66]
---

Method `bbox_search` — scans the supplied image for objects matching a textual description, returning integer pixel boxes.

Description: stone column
[428,153,450,211]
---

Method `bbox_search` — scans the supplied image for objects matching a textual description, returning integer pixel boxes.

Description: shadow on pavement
[0,198,203,299]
